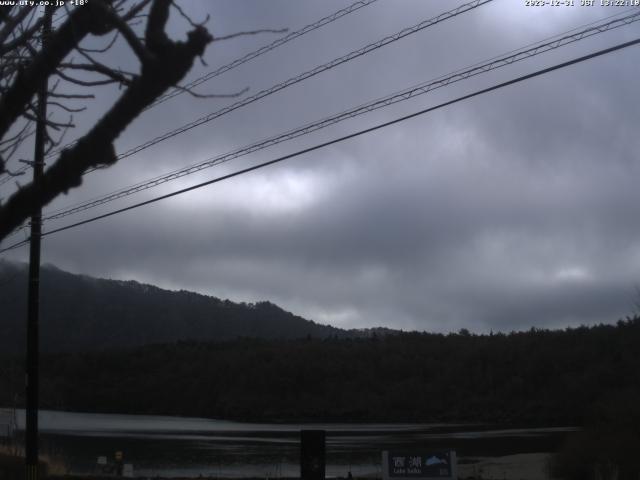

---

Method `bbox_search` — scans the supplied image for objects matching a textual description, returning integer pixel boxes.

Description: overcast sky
[2,0,640,333]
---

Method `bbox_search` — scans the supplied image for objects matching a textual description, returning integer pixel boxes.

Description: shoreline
[3,451,554,480]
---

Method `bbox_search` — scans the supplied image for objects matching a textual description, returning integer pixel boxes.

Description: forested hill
[1,319,639,425]
[0,261,351,353]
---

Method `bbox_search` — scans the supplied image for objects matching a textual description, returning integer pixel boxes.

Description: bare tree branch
[45,116,73,154]
[0,1,110,141]
[122,0,154,22]
[0,8,31,45]
[55,68,122,87]
[0,160,28,178]
[76,30,119,54]
[213,28,288,42]
[48,92,96,99]
[171,1,209,29]
[21,109,74,130]
[0,16,44,56]
[0,0,213,241]
[47,101,87,113]
[145,0,171,54]
[71,46,138,83]
[91,0,154,64]
[0,121,31,147]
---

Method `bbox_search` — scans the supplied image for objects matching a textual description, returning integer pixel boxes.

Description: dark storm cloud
[4,1,640,331]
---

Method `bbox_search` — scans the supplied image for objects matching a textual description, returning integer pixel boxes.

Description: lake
[11,410,576,478]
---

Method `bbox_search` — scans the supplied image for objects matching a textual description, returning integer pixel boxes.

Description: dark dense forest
[0,261,356,353]
[1,318,639,426]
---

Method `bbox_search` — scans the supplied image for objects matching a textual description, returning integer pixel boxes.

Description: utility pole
[25,7,52,480]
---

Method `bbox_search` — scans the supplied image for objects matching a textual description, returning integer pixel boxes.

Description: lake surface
[11,410,575,478]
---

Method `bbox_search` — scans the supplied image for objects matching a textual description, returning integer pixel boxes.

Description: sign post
[301,430,325,480]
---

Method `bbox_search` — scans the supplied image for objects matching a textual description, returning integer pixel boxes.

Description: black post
[301,430,325,480]
[25,7,51,480]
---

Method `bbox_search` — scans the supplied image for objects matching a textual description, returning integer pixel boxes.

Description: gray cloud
[4,1,640,333]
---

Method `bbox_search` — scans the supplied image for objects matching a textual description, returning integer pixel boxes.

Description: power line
[42,9,640,222]
[3,36,638,254]
[39,0,380,163]
[3,0,489,196]
[49,0,492,173]
[0,165,30,187]
[149,0,380,109]
[1,223,29,243]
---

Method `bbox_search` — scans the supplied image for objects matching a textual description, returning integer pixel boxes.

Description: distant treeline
[1,317,639,425]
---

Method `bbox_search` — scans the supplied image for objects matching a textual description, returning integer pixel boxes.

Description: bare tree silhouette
[0,0,252,242]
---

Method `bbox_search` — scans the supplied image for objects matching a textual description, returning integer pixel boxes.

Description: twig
[47,100,86,113]
[213,28,288,42]
[48,92,95,99]
[79,30,119,53]
[171,1,210,29]
[55,68,120,87]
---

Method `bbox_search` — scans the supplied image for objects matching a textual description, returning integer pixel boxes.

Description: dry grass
[458,453,553,480]
[0,443,68,477]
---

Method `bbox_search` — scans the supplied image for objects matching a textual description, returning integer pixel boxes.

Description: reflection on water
[15,410,437,434]
[12,410,576,477]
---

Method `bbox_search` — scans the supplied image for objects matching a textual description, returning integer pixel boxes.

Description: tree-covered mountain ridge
[0,260,375,353]
[1,318,639,425]
[2,261,640,425]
